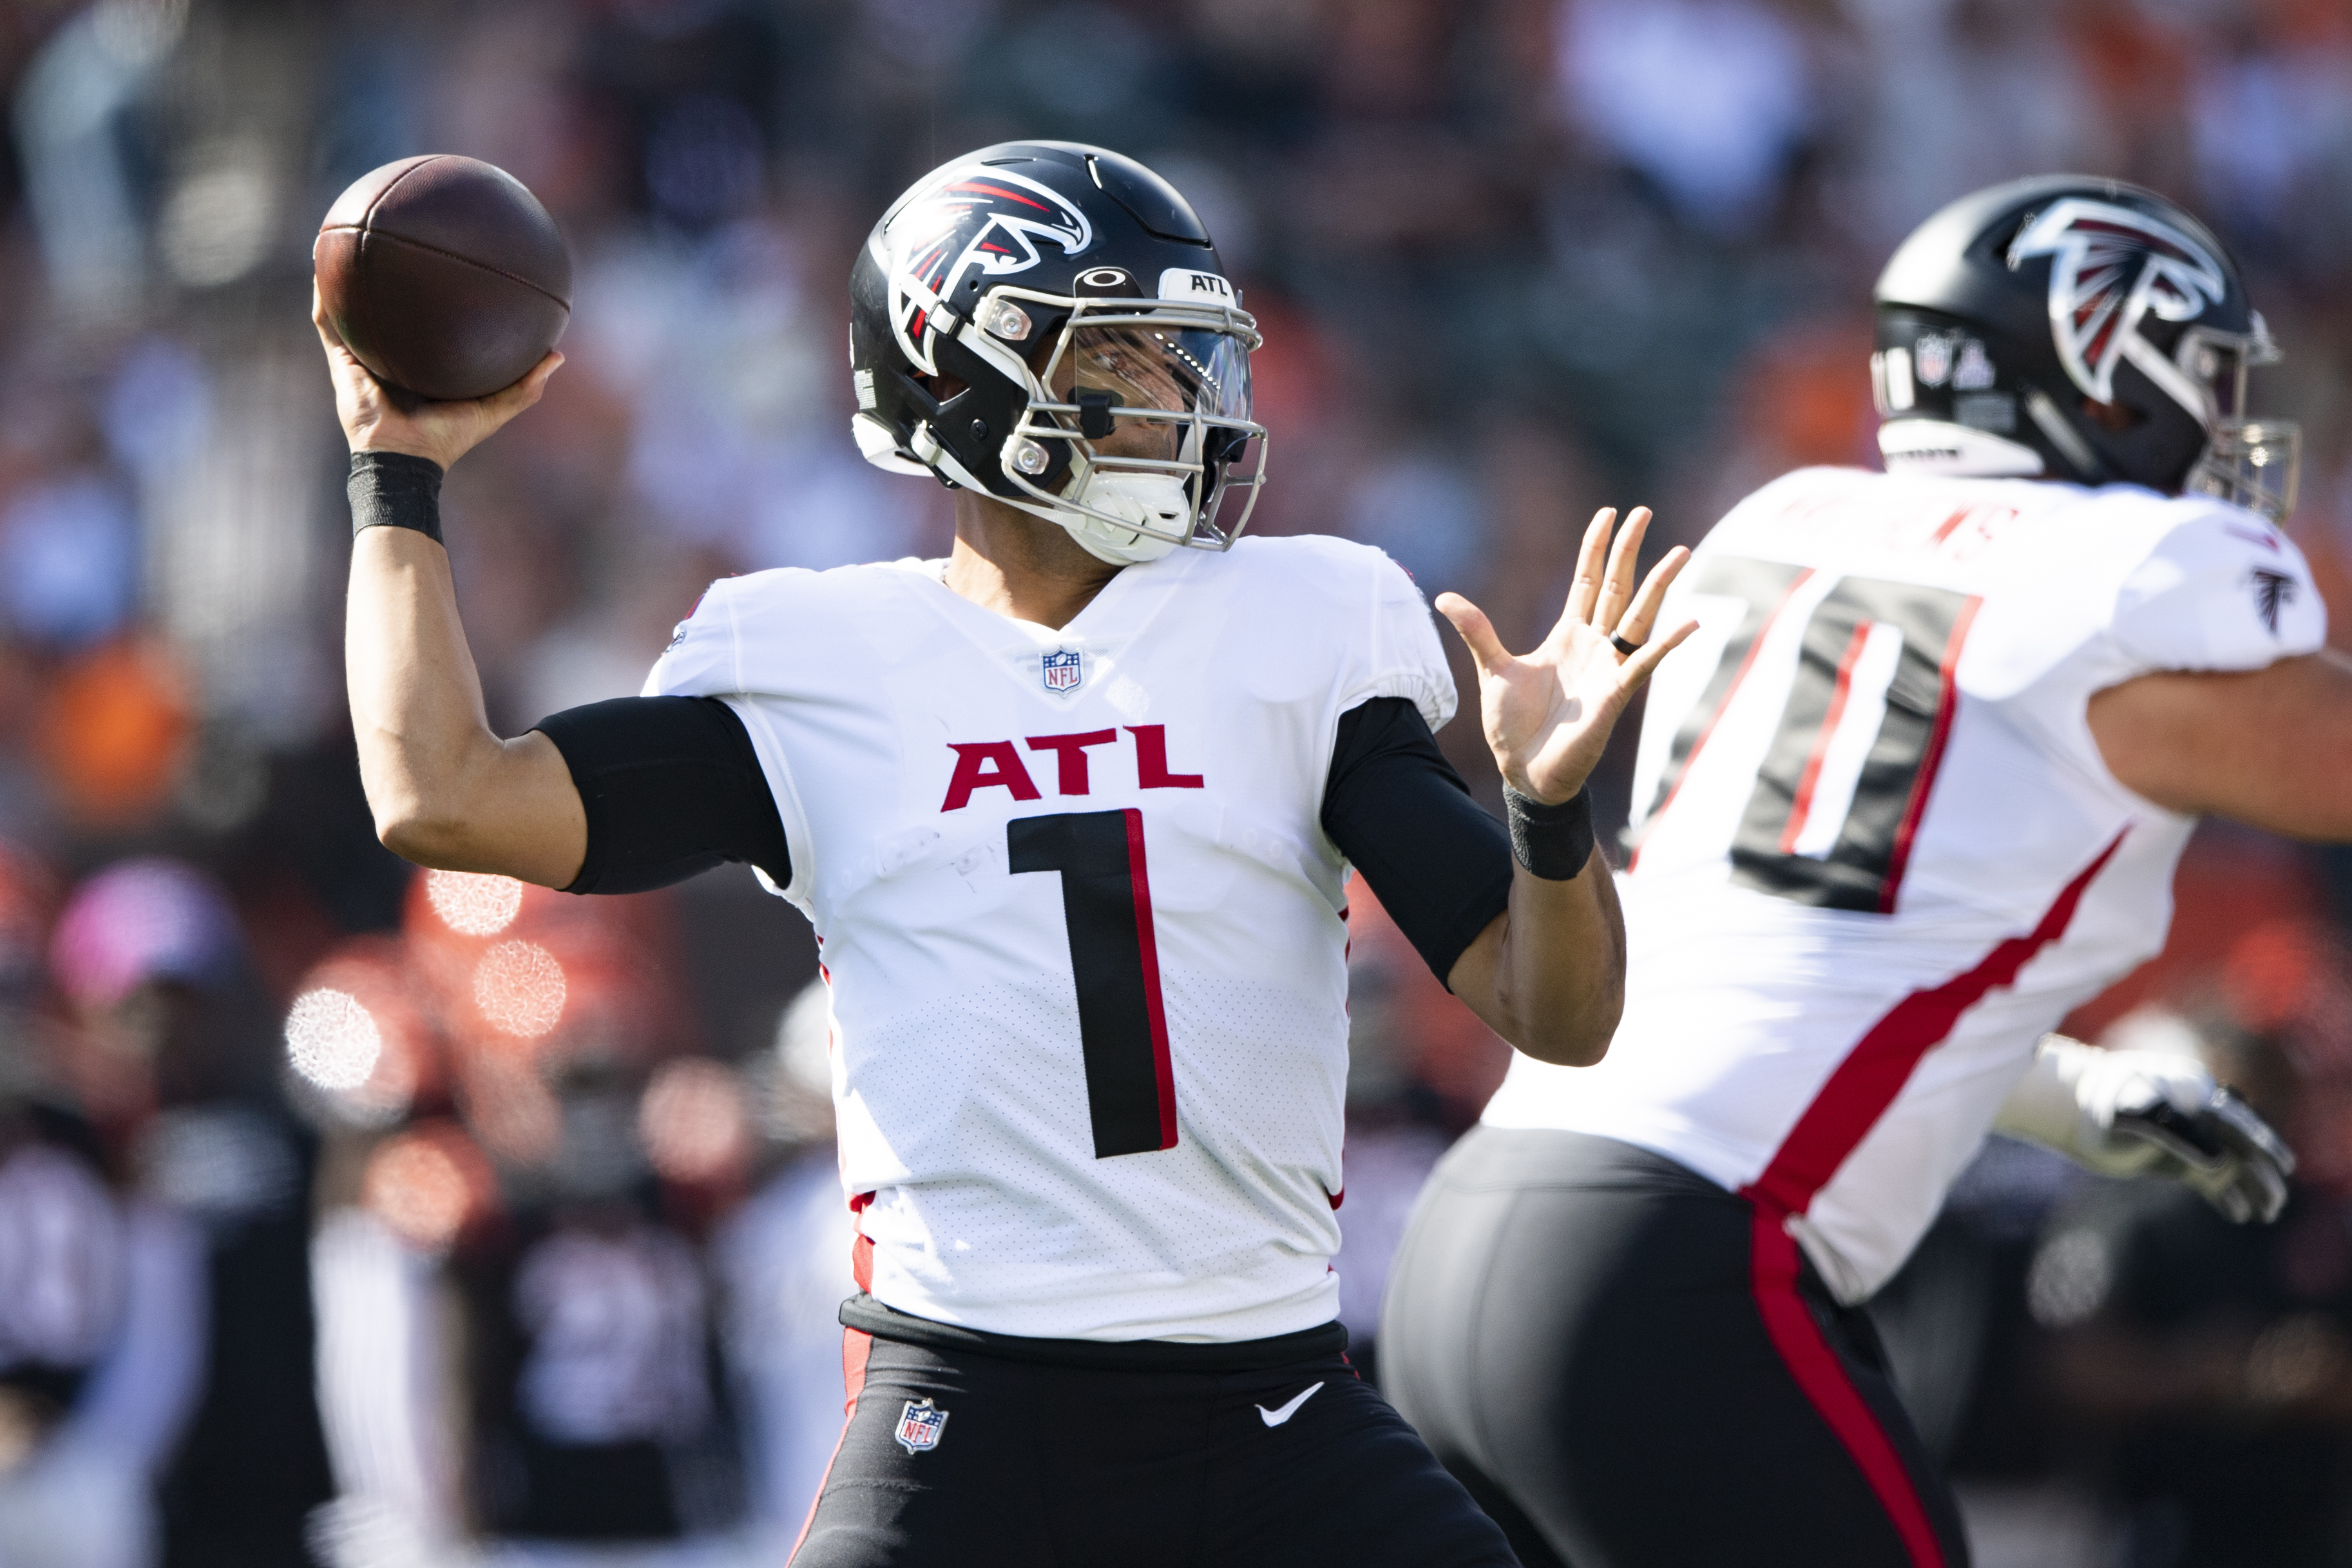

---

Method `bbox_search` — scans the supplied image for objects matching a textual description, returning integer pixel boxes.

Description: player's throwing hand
[1437,506,1697,805]
[313,282,562,469]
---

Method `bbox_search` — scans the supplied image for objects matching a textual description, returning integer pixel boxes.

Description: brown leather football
[314,155,571,402]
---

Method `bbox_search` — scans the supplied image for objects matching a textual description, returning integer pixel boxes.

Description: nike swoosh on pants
[1256,1381,1324,1428]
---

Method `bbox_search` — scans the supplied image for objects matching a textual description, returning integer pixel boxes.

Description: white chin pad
[1062,471,1189,564]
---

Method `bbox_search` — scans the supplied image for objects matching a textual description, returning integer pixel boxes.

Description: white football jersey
[645,536,1453,1341]
[1484,466,2326,1303]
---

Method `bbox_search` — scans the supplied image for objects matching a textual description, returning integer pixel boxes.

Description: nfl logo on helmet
[895,1398,950,1454]
[1042,648,1082,692]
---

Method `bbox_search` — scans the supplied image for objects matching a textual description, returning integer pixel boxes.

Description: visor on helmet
[992,292,1267,554]
[1063,323,1252,428]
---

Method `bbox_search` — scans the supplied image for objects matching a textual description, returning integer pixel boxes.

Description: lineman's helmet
[1873,175,2298,522]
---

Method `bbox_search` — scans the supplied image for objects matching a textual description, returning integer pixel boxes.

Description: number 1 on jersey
[1008,809,1179,1158]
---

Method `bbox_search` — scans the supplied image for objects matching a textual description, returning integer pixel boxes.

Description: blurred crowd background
[0,0,2349,1565]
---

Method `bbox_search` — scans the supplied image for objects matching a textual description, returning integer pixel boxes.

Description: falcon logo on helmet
[881,166,1093,377]
[1873,175,2300,522]
[2007,198,2228,411]
[848,142,1268,564]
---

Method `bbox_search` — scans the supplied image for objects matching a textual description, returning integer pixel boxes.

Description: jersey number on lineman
[1009,808,1180,1158]
[1640,557,1981,914]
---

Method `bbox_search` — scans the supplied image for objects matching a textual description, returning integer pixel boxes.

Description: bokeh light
[2224,919,2331,1035]
[2026,1230,2112,1330]
[283,986,383,1092]
[426,870,524,937]
[640,1056,750,1185]
[473,939,566,1039]
[280,937,440,1129]
[361,1124,490,1254]
[457,1055,563,1166]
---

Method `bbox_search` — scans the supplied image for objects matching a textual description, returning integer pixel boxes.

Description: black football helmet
[1873,175,2298,522]
[848,142,1266,564]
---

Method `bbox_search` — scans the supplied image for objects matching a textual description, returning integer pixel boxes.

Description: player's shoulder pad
[1221,534,1455,731]
[1223,530,1402,576]
[2096,490,2328,674]
[642,562,911,698]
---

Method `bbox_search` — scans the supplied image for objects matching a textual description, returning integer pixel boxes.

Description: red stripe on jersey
[848,1190,875,1294]
[1746,1209,1946,1568]
[787,1328,874,1566]
[1631,568,1815,870]
[1122,808,1180,1150]
[1875,595,1982,913]
[1780,620,1875,854]
[1745,832,2123,1216]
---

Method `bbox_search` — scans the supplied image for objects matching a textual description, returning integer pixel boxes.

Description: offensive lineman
[1380,175,2352,1568]
[321,141,1692,1567]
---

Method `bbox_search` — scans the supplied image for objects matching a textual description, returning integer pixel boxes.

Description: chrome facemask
[2172,314,2301,524]
[950,285,1268,564]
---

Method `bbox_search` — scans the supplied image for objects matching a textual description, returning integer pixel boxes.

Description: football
[314,155,571,403]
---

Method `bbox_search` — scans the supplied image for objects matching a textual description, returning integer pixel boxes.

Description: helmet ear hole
[2079,397,2142,435]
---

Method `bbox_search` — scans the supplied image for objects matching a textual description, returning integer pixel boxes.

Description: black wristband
[348,450,445,544]
[1504,785,1596,881]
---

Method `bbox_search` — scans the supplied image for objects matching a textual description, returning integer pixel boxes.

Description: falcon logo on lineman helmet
[2007,198,2228,406]
[880,166,1093,376]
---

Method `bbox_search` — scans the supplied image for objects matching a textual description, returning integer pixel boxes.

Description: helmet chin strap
[1057,471,1188,564]
[938,442,1189,566]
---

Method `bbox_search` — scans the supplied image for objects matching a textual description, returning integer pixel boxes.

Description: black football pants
[787,1326,1518,1567]
[1379,1127,1971,1568]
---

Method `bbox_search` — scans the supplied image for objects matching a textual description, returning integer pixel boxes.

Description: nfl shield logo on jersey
[895,1398,949,1454]
[1042,648,1083,692]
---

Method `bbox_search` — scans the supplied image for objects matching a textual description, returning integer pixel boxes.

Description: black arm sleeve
[533,696,792,895]
[1320,696,1515,989]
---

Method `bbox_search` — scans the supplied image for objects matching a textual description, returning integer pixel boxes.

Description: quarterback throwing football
[1381,177,2352,1568]
[321,141,1690,1567]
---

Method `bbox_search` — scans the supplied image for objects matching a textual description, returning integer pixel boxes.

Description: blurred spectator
[714,978,856,1552]
[2032,1006,2352,1567]
[309,872,747,1565]
[1556,0,1813,236]
[0,468,139,650]
[49,857,334,1568]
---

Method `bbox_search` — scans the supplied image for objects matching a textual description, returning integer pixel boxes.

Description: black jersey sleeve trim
[533,696,792,895]
[1320,696,1515,990]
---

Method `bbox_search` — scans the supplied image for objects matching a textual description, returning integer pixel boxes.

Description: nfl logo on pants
[895,1398,949,1454]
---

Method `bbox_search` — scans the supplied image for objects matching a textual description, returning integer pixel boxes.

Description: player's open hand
[314,283,560,471]
[1437,506,1697,805]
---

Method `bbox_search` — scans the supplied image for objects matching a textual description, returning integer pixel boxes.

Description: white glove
[1994,1034,2295,1224]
